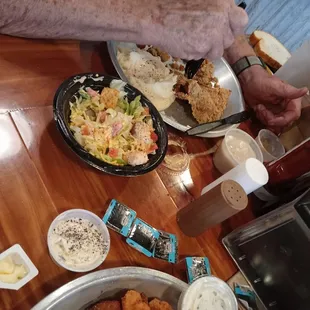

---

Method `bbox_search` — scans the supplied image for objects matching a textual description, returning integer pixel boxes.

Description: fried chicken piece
[147,47,159,57]
[122,290,142,307]
[100,87,119,109]
[174,75,193,99]
[134,302,151,310]
[141,293,149,304]
[190,84,231,124]
[193,60,217,87]
[89,300,121,310]
[147,47,170,62]
[122,290,150,310]
[149,298,173,310]
[175,75,231,124]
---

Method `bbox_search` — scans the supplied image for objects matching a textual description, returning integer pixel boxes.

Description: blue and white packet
[126,218,159,257]
[154,230,178,264]
[102,199,136,237]
[234,283,257,310]
[185,257,211,284]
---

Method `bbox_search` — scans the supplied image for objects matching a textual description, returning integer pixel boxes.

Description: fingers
[268,78,309,100]
[255,97,302,128]
[268,112,299,128]
[254,104,276,126]
[229,7,248,36]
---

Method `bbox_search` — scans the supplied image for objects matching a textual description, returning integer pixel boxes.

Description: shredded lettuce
[101,154,127,166]
[117,95,143,117]
[110,79,127,98]
[106,108,117,118]
[117,98,129,113]
[78,89,90,100]
[70,85,157,167]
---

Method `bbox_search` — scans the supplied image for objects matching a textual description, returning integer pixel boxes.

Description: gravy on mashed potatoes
[117,48,177,111]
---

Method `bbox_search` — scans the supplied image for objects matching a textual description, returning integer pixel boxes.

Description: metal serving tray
[107,41,245,138]
[32,267,188,310]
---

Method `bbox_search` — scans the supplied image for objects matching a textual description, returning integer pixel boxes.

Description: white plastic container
[213,128,263,174]
[255,129,285,163]
[0,244,39,290]
[178,276,238,310]
[47,209,110,272]
[202,158,269,195]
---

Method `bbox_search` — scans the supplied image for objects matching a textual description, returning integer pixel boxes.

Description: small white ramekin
[47,209,110,272]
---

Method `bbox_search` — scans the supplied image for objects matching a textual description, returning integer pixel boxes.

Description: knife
[186,110,251,136]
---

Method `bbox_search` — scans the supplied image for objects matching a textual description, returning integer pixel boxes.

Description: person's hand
[239,66,309,133]
[142,0,248,60]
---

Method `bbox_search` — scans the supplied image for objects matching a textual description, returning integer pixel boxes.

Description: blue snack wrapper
[126,218,159,257]
[154,230,178,264]
[102,199,136,237]
[234,283,257,309]
[185,257,211,284]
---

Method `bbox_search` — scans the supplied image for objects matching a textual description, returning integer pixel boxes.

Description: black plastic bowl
[53,73,168,176]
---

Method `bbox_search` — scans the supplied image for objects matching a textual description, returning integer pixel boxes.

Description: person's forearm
[224,35,255,65]
[0,0,160,43]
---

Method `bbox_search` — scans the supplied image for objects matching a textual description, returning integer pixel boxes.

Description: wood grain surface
[0,35,254,309]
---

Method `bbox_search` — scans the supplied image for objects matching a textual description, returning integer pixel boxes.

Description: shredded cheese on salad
[69,81,158,166]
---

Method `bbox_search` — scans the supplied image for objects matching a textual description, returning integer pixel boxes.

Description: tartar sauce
[180,277,236,310]
[226,135,256,163]
[191,286,230,310]
[50,218,108,268]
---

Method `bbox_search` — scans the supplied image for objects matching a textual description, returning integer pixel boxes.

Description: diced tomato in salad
[147,144,158,154]
[108,148,119,158]
[143,107,150,115]
[150,131,158,142]
[81,125,90,135]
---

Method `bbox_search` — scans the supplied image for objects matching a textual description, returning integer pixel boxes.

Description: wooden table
[0,35,255,309]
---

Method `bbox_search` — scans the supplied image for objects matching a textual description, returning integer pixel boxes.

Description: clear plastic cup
[47,209,110,272]
[255,129,285,163]
[178,276,238,310]
[213,128,263,174]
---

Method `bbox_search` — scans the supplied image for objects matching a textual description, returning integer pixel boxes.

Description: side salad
[69,81,158,166]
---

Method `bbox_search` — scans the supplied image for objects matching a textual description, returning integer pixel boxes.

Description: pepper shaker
[177,180,248,237]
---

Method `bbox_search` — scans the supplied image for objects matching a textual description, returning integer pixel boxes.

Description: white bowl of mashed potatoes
[47,209,110,272]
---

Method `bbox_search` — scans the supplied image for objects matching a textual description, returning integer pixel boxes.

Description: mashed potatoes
[117,48,177,111]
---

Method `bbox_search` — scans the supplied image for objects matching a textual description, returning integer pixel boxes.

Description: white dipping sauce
[226,135,256,163]
[50,218,108,268]
[179,277,237,310]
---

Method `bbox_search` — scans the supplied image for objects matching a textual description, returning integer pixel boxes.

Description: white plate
[0,244,39,290]
[107,41,245,138]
